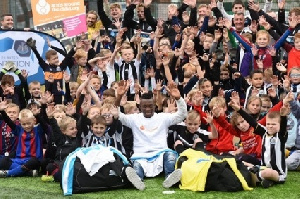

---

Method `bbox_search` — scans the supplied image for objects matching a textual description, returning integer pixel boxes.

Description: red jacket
[215,116,262,158]
[288,47,300,74]
[194,106,235,154]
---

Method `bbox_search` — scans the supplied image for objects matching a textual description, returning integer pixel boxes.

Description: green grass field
[1,172,300,199]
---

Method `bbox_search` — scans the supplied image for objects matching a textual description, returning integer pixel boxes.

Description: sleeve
[60,48,76,71]
[230,28,252,52]
[258,101,283,125]
[273,28,293,50]
[214,116,239,136]
[237,109,266,136]
[144,7,157,30]
[217,1,233,20]
[102,71,108,88]
[212,7,223,19]
[278,9,286,24]
[35,113,49,135]
[123,4,138,29]
[0,110,17,131]
[290,100,300,119]
[279,116,288,141]
[189,7,197,26]
[50,45,67,57]
[118,111,135,128]
[165,98,188,126]
[183,75,199,94]
[64,82,72,104]
[49,118,66,146]
[98,0,113,29]
[193,105,208,125]
[31,47,48,71]
[258,9,283,35]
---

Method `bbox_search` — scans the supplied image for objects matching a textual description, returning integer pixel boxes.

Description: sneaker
[261,179,274,188]
[125,167,145,191]
[26,170,38,177]
[163,169,182,188]
[41,175,54,182]
[0,170,8,178]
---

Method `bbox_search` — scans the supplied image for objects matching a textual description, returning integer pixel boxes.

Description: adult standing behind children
[115,80,187,187]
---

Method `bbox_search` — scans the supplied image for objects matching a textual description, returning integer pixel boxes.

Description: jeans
[286,150,300,170]
[132,151,177,180]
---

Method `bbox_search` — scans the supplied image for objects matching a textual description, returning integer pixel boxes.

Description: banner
[0,30,66,85]
[31,0,87,39]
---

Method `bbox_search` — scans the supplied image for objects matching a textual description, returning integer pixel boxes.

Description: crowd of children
[1,0,300,193]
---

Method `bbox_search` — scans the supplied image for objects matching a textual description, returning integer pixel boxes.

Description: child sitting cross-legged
[0,100,49,177]
[168,110,218,154]
[229,94,289,188]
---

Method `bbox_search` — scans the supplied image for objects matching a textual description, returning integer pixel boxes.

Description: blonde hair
[69,82,79,90]
[6,103,20,112]
[74,49,87,60]
[110,3,121,10]
[100,104,114,114]
[209,97,226,109]
[58,116,76,132]
[123,102,137,114]
[198,4,207,9]
[246,96,262,109]
[256,30,270,43]
[28,81,41,90]
[230,111,242,128]
[19,109,34,120]
[168,4,178,10]
[55,104,65,112]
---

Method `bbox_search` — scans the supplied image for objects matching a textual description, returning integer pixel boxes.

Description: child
[0,103,20,158]
[0,103,48,177]
[26,37,75,103]
[27,81,41,104]
[194,96,236,155]
[0,64,28,109]
[285,92,300,170]
[229,97,288,188]
[43,107,80,181]
[115,43,141,101]
[224,17,297,71]
[287,33,300,73]
[90,74,108,100]
[168,110,217,154]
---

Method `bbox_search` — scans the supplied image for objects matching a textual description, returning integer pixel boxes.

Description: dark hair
[141,91,153,100]
[1,14,13,21]
[232,0,244,9]
[1,74,14,86]
[250,69,264,78]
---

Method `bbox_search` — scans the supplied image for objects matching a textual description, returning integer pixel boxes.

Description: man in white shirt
[115,81,187,186]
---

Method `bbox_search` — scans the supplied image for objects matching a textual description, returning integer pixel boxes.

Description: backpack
[61,145,129,196]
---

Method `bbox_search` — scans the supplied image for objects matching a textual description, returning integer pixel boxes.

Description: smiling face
[63,121,77,137]
[140,99,155,118]
[20,118,35,133]
[91,123,106,137]
[1,15,14,29]
[232,4,244,14]
[110,7,121,19]
[87,13,97,27]
[233,13,245,32]
[185,116,201,133]
[256,32,270,47]
[47,54,60,66]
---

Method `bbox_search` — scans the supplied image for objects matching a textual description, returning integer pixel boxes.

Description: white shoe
[163,169,182,188]
[125,167,145,191]
[0,170,8,178]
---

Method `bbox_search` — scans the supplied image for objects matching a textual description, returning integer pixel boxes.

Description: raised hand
[251,45,258,56]
[46,104,55,118]
[204,111,214,124]
[283,91,294,105]
[21,69,28,79]
[267,87,277,98]
[192,91,203,106]
[166,82,181,100]
[228,99,240,111]
[231,91,240,106]
[30,104,40,116]
[155,79,163,91]
[117,80,129,97]
[65,103,75,116]
[223,18,232,29]
[282,75,291,90]
[0,99,8,111]
[256,59,264,70]
[143,0,153,8]
[64,72,70,83]
[81,98,91,115]
[278,0,285,9]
